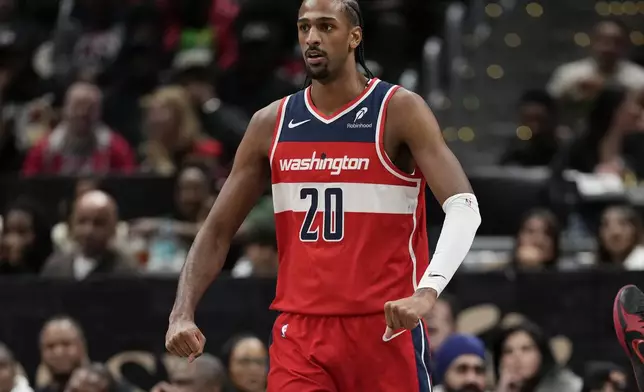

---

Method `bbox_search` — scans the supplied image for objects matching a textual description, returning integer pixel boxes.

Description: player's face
[298,0,359,81]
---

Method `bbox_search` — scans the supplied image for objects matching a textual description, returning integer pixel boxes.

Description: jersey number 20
[299,187,344,242]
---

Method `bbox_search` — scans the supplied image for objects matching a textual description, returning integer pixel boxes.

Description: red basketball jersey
[269,78,430,315]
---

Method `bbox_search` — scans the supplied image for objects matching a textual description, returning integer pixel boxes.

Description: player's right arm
[165,100,281,360]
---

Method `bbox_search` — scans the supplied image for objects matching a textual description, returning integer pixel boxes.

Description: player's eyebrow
[297,16,339,24]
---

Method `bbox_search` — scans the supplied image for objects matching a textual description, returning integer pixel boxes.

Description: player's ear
[349,26,362,50]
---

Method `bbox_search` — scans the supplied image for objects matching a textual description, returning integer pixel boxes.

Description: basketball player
[613,285,644,391]
[165,0,481,390]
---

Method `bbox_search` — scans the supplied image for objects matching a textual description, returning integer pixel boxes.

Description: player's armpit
[170,100,280,321]
[387,88,472,205]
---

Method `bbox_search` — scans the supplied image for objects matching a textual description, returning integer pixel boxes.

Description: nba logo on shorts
[281,324,288,338]
[354,107,368,122]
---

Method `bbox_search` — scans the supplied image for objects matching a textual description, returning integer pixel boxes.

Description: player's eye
[320,23,333,32]
[299,24,310,32]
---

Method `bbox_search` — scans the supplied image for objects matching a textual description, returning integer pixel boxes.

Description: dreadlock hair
[303,0,374,87]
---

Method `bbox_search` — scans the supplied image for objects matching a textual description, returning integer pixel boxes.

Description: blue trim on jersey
[278,80,396,143]
[412,321,433,391]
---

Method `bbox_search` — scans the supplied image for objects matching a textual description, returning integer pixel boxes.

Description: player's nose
[306,28,322,47]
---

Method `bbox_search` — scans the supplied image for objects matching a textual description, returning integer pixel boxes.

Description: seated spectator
[0,198,53,274]
[594,205,644,269]
[433,334,487,392]
[41,190,138,279]
[152,353,226,392]
[231,226,278,279]
[553,87,644,177]
[139,86,222,176]
[581,361,627,392]
[510,209,561,271]
[64,363,120,392]
[427,293,459,356]
[50,0,125,88]
[0,342,34,392]
[51,178,129,254]
[130,164,214,273]
[464,209,562,271]
[22,82,136,176]
[547,20,644,103]
[492,322,582,392]
[500,90,561,167]
[174,64,248,166]
[220,335,267,392]
[37,317,89,392]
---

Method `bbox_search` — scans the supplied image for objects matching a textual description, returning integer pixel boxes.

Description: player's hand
[165,318,206,362]
[383,288,437,341]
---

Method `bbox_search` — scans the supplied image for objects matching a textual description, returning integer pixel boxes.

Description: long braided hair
[303,0,374,87]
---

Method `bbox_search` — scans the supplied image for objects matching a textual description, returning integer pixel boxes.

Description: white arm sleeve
[417,193,481,296]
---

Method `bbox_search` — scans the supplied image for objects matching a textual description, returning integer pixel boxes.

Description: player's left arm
[384,89,481,338]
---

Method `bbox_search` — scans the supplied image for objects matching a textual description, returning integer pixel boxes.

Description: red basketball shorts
[267,312,433,392]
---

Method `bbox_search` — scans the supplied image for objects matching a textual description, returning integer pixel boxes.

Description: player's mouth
[306,50,326,66]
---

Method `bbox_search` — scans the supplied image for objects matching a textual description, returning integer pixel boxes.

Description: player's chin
[306,66,330,80]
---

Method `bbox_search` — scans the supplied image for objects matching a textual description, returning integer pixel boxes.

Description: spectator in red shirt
[22,82,136,176]
[139,85,222,176]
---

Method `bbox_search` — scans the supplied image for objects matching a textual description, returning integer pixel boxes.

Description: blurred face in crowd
[170,358,224,392]
[426,298,455,352]
[443,354,486,392]
[519,102,552,137]
[0,209,35,264]
[516,215,555,268]
[500,331,541,382]
[71,191,117,257]
[63,83,102,137]
[298,0,361,81]
[0,347,16,392]
[592,21,626,71]
[146,100,182,147]
[176,168,209,222]
[64,368,109,392]
[40,320,86,376]
[228,337,267,392]
[246,243,278,278]
[600,207,640,261]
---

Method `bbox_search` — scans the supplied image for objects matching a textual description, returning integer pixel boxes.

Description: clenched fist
[383,288,437,341]
[165,319,206,362]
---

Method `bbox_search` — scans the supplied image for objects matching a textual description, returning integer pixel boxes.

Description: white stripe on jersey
[271,182,420,214]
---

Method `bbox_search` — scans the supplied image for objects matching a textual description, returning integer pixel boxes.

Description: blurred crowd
[0,315,269,392]
[0,0,644,391]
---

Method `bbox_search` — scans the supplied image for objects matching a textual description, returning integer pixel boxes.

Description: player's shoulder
[387,87,428,113]
[251,99,286,128]
[242,98,290,155]
[386,87,435,127]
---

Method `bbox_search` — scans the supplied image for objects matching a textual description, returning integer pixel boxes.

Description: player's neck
[309,71,369,117]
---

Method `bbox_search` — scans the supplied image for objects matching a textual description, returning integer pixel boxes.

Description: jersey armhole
[269,96,290,164]
[375,86,421,183]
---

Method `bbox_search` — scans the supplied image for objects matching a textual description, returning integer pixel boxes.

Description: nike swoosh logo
[288,119,311,128]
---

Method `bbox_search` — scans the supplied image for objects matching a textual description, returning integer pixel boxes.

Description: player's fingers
[384,301,395,329]
[184,332,202,355]
[383,326,394,341]
[195,330,207,348]
[390,304,405,331]
[178,337,195,357]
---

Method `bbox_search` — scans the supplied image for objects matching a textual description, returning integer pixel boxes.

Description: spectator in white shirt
[547,20,644,102]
